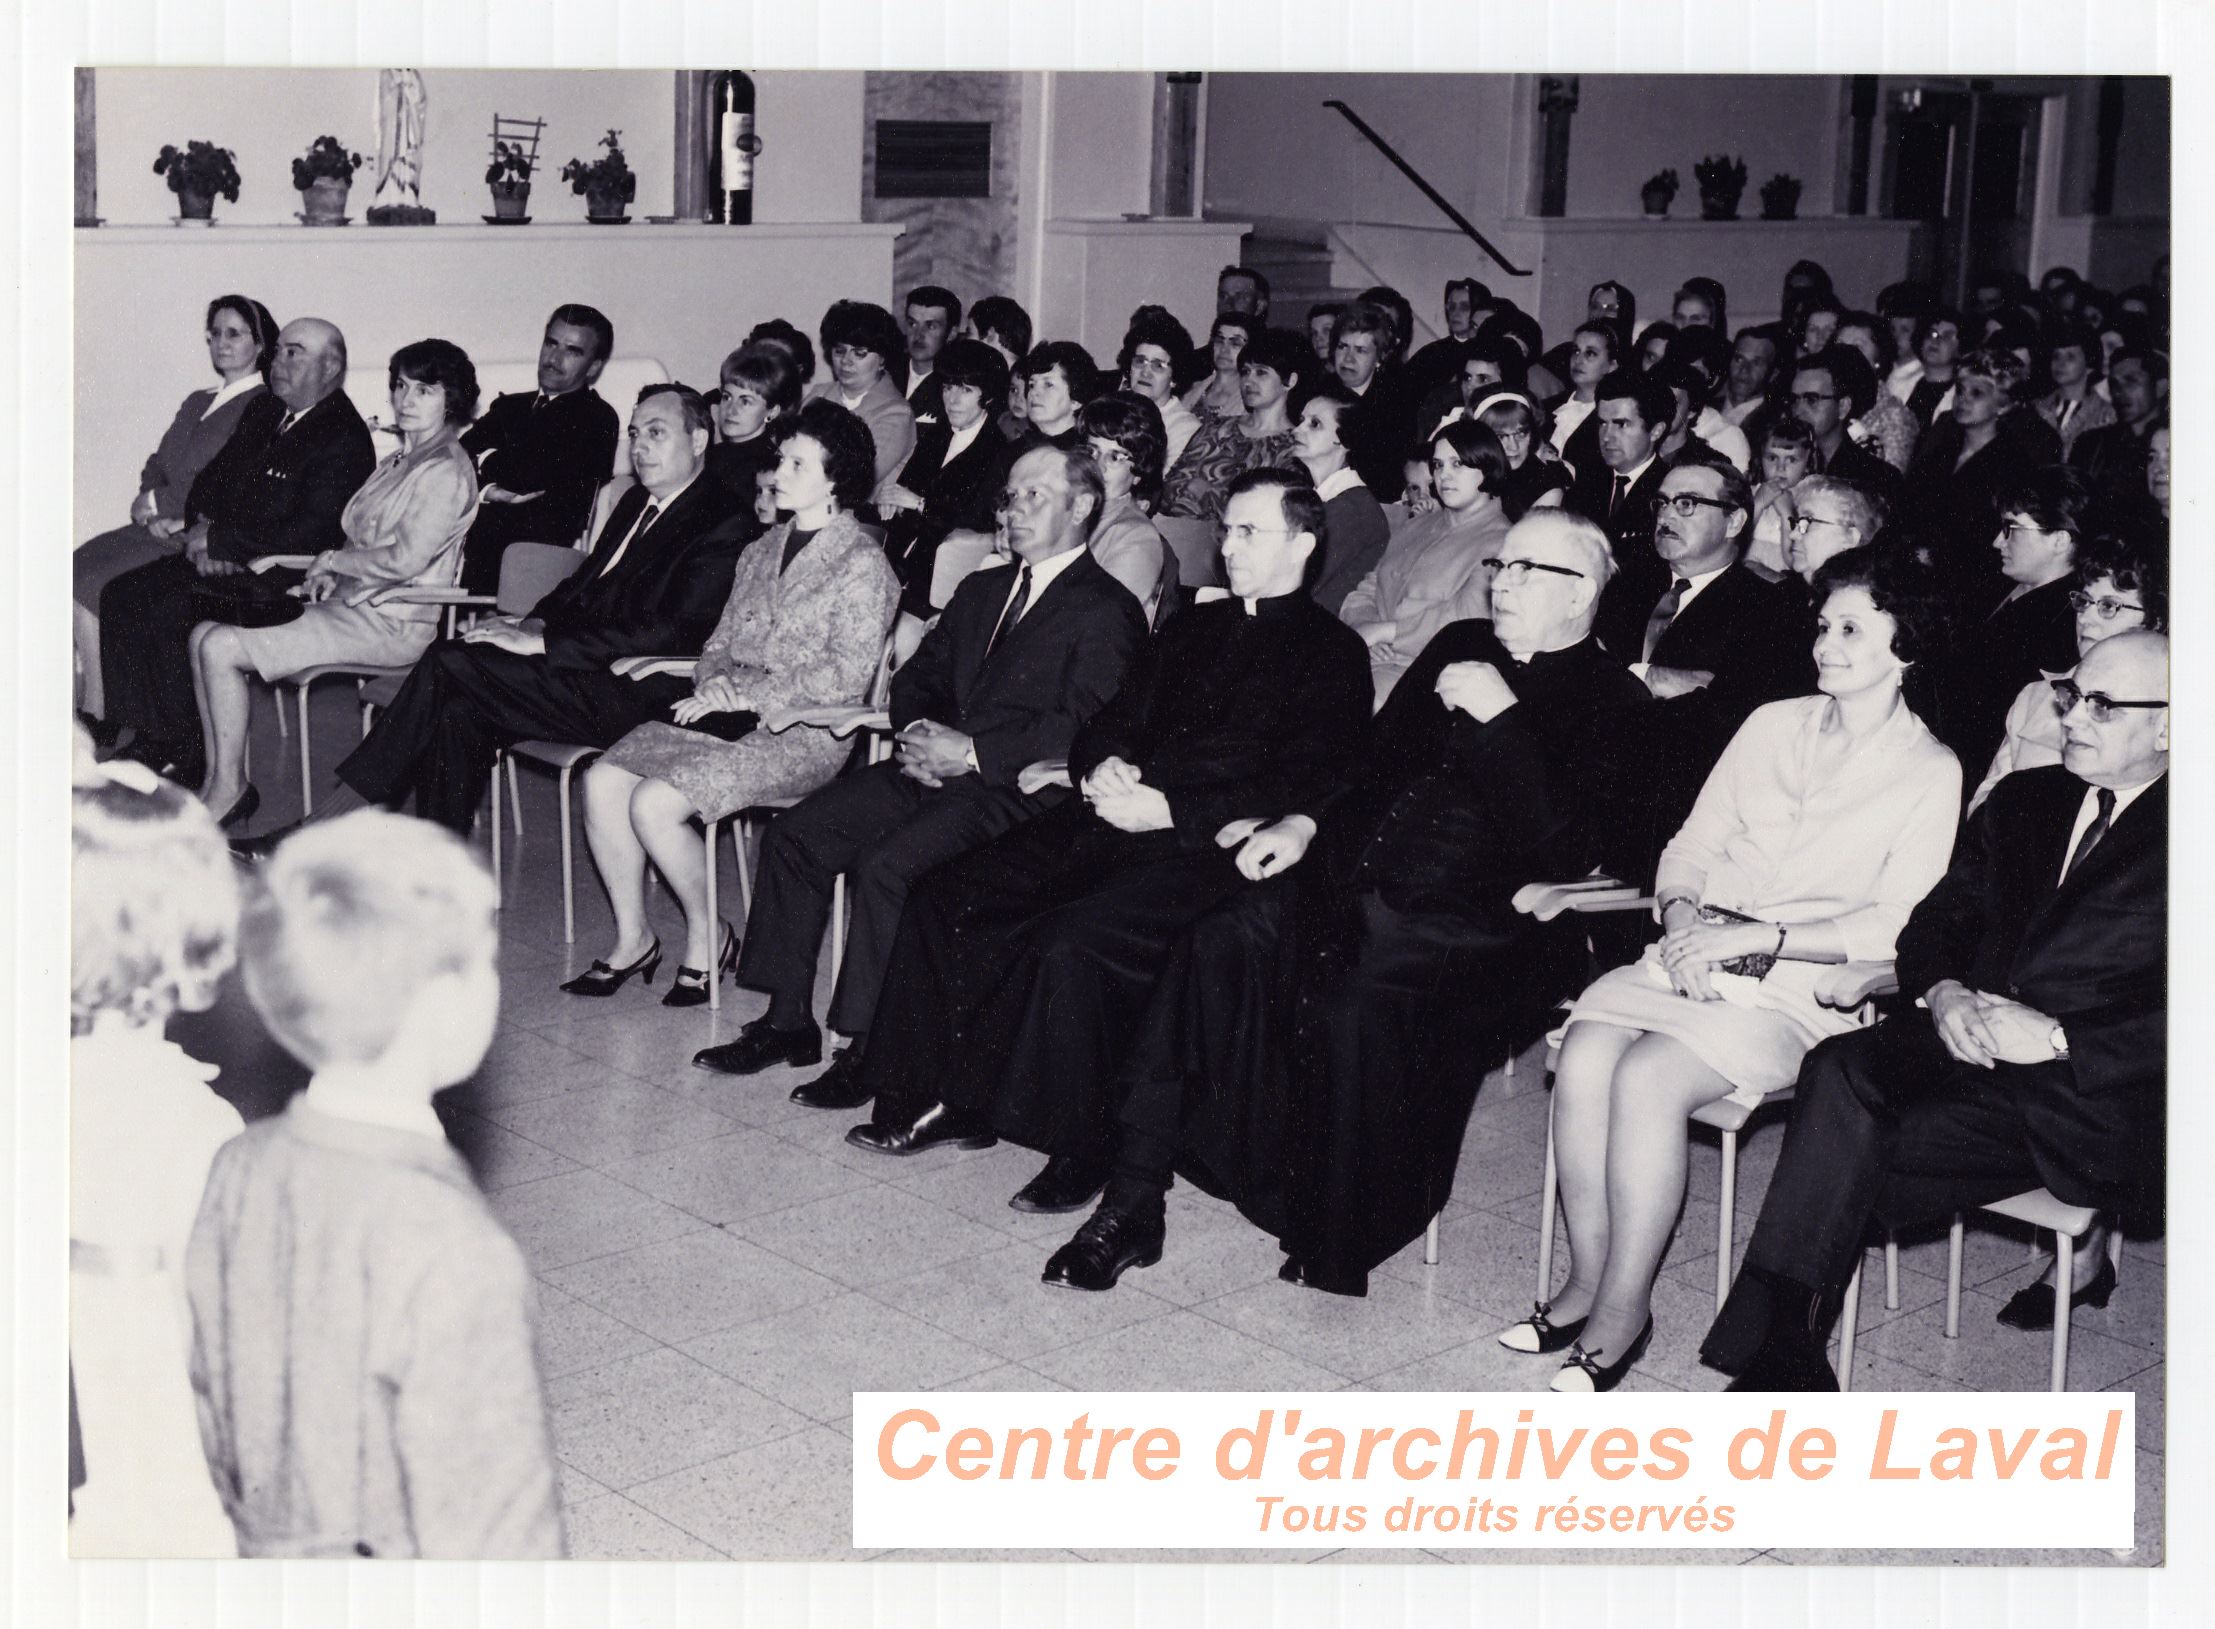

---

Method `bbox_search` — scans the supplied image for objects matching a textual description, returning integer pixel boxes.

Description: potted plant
[1693,153,1748,221]
[562,128,636,222]
[1760,172,1803,222]
[1640,167,1679,218]
[291,135,365,226]
[152,140,241,225]
[486,140,537,221]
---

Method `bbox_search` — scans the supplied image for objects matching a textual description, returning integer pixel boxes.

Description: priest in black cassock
[1043,509,1652,1296]
[843,469,1375,1214]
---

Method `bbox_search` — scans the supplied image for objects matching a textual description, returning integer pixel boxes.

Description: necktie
[985,565,1033,658]
[1609,473,1629,516]
[1642,577,1691,664]
[597,501,660,579]
[2063,788,2117,883]
[278,411,303,435]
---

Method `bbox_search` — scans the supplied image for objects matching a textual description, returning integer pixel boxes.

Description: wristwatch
[2049,1024,2070,1060]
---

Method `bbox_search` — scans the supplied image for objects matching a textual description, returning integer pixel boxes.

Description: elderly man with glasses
[839,469,1373,1222]
[1707,629,2169,1388]
[1041,509,1652,1295]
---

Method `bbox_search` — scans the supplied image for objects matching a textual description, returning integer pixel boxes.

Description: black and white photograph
[16,6,2209,1623]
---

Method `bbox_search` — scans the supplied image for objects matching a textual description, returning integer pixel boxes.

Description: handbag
[1697,903,1778,981]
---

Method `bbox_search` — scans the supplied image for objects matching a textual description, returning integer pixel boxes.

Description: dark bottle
[707,71,760,225]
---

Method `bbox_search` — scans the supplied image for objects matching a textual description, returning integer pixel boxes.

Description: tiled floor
[181,686,2166,1566]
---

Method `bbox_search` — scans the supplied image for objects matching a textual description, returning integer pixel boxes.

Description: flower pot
[1641,188,1674,218]
[300,176,351,225]
[1760,201,1799,222]
[1699,192,1741,222]
[177,188,214,224]
[490,181,532,220]
[585,188,630,222]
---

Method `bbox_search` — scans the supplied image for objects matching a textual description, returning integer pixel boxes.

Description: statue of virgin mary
[370,69,429,215]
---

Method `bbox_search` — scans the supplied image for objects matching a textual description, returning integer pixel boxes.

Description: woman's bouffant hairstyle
[719,343,804,418]
[1958,346,2036,404]
[2074,534,2168,631]
[930,337,1012,415]
[1811,544,1951,669]
[239,811,497,1069]
[1117,308,1198,388]
[206,294,281,381]
[818,300,904,367]
[1430,415,1510,496]
[776,397,879,514]
[388,338,481,425]
[1295,375,1369,453]
[1079,392,1169,506]
[745,318,817,386]
[1016,340,1105,405]
[72,737,239,1035]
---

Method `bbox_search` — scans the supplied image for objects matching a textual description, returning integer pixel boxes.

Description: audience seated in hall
[1115,307,1202,471]
[1707,630,2167,1391]
[695,443,1149,1099]
[804,299,916,499]
[454,305,622,592]
[1562,370,1673,591]
[1076,394,1178,621]
[899,283,961,424]
[1160,327,1306,524]
[1043,510,1649,1297]
[703,341,803,530]
[99,317,377,787]
[841,469,1372,1218]
[1286,380,1391,617]
[875,337,1017,620]
[74,294,275,725]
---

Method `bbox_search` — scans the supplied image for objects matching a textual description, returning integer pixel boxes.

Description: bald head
[2061,629,2168,789]
[270,318,348,412]
[1489,509,1613,656]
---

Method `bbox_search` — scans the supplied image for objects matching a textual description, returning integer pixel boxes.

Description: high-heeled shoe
[1548,1318,1655,1393]
[560,938,662,997]
[211,783,261,831]
[1496,1300,1590,1355]
[663,922,738,1009]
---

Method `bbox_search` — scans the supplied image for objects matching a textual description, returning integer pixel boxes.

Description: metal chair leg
[1944,1217,1966,1338]
[1715,1129,1738,1313]
[1838,1253,1864,1392]
[1536,1111,1559,1302]
[296,684,315,815]
[704,818,722,1011]
[557,760,577,944]
[1423,1214,1440,1266]
[507,756,525,836]
[2049,1230,2075,1392]
[489,756,504,904]
[1884,1240,1900,1311]
[829,872,847,993]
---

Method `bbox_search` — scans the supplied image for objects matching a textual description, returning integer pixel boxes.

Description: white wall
[92,69,862,227]
[1038,220,1249,362]
[1046,73,1155,219]
[73,223,900,541]
[1566,76,1841,219]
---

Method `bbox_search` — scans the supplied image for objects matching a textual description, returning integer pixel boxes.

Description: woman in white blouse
[1501,546,1961,1392]
[1117,308,1201,472]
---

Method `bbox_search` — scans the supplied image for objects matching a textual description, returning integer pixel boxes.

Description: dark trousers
[737,761,1042,1035]
[97,555,304,751]
[1706,1014,2083,1365]
[335,640,688,833]
[858,806,1249,1159]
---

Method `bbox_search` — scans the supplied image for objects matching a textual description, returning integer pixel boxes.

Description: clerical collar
[1237,589,1307,618]
[305,1063,444,1141]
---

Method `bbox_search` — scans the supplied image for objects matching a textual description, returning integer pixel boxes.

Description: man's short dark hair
[1228,466,1327,569]
[970,295,1034,361]
[1044,441,1109,541]
[2107,345,2168,384]
[389,338,480,425]
[1796,345,1879,418]
[1080,393,1168,507]
[776,397,879,514]
[1667,443,1754,539]
[548,303,615,363]
[746,318,817,385]
[905,285,963,329]
[635,381,716,438]
[819,300,905,366]
[1594,368,1676,432]
[931,337,1012,414]
[1219,264,1270,301]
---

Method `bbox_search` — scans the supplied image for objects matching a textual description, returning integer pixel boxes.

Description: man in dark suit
[697,444,1149,1100]
[1790,346,1905,509]
[2068,349,2167,512]
[842,470,1374,1215]
[1593,448,1810,889]
[1564,371,1674,597]
[456,305,624,591]
[899,285,962,430]
[256,385,748,839]
[101,317,376,782]
[1704,629,2167,1389]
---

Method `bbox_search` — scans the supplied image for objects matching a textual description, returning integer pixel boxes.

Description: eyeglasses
[995,487,1061,512]
[1219,522,1294,544]
[2051,680,2166,723]
[2068,591,2147,622]
[1789,391,1838,407]
[1788,513,1849,534]
[1658,492,1736,518]
[1483,557,1587,583]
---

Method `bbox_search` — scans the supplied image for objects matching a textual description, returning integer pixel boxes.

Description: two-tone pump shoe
[560,938,663,997]
[661,923,738,1009]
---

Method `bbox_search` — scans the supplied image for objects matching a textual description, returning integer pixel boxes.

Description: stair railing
[1321,99,1532,278]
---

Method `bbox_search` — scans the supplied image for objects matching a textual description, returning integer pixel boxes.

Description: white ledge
[1044,217,1252,236]
[77,220,906,244]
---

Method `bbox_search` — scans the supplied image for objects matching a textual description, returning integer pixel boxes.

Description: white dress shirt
[2057,776,2160,885]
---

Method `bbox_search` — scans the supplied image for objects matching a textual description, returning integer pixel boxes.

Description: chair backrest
[344,357,671,474]
[495,541,588,616]
[1155,515,1222,588]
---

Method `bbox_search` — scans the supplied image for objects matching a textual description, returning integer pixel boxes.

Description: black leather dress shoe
[1722,1335,1840,1393]
[1995,1254,2117,1330]
[790,1048,871,1109]
[844,1103,996,1156]
[1008,1154,1111,1214]
[692,1016,823,1076]
[1042,1202,1166,1291]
